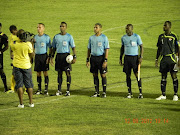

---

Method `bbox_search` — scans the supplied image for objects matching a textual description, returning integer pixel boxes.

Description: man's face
[60,23,67,33]
[37,24,45,34]
[94,25,101,34]
[12,29,18,35]
[163,22,171,32]
[126,25,133,35]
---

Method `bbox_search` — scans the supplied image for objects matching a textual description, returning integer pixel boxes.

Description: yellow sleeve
[27,42,33,53]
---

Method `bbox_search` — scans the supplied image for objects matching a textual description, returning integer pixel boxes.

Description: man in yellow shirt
[8,25,19,93]
[11,29,34,108]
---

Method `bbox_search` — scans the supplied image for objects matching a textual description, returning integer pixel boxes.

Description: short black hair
[95,23,102,28]
[0,23,2,27]
[127,24,133,29]
[38,23,45,27]
[9,25,17,33]
[61,22,67,27]
[165,21,171,27]
[17,29,25,41]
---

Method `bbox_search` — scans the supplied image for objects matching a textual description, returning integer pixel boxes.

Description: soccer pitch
[0,0,180,135]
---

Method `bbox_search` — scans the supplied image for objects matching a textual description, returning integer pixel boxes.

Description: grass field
[0,0,180,135]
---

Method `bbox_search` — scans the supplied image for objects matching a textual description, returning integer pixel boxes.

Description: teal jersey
[88,34,109,56]
[34,34,51,54]
[121,33,142,56]
[52,33,75,53]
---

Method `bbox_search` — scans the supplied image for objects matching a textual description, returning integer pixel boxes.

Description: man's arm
[119,45,124,65]
[72,47,76,64]
[50,48,56,66]
[139,44,144,64]
[86,49,91,68]
[102,49,109,68]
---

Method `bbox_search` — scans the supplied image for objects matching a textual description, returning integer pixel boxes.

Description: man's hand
[139,57,143,64]
[46,57,50,64]
[50,57,54,66]
[119,59,123,66]
[155,59,158,67]
[102,62,107,69]
[71,58,76,64]
[86,62,90,68]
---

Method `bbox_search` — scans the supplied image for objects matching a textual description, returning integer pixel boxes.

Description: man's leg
[171,72,178,101]
[17,87,24,105]
[0,69,8,92]
[36,72,42,94]
[27,88,33,104]
[156,73,167,100]
[65,71,71,96]
[135,72,143,98]
[101,73,107,97]
[56,71,63,95]
[43,71,49,95]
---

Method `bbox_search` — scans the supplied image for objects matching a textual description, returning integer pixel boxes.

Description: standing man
[11,29,34,108]
[51,22,76,96]
[155,21,179,101]
[86,23,109,98]
[120,24,144,99]
[0,23,8,92]
[8,25,19,93]
[34,23,52,95]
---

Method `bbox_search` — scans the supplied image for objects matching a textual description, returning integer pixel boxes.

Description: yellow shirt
[11,41,33,69]
[9,34,20,46]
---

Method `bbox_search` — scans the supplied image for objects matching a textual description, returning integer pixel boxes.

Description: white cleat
[156,95,166,100]
[173,95,178,101]
[127,93,133,99]
[56,91,62,96]
[18,104,24,108]
[29,103,34,107]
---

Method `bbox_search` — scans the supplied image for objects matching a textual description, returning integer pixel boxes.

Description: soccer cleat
[90,92,100,97]
[65,91,70,96]
[138,93,143,99]
[127,93,133,99]
[35,90,42,95]
[102,92,106,98]
[29,103,34,107]
[18,104,24,108]
[173,95,178,101]
[44,90,49,96]
[5,90,14,93]
[56,90,62,96]
[156,95,166,100]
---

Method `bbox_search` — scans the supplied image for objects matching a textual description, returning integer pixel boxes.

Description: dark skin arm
[50,48,56,66]
[155,46,161,67]
[86,49,91,68]
[102,49,109,68]
[139,44,144,64]
[119,45,124,65]
[71,47,76,64]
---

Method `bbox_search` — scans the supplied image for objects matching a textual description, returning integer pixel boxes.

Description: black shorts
[13,67,33,89]
[0,54,3,69]
[90,55,107,74]
[160,56,176,73]
[123,55,139,75]
[55,53,72,72]
[34,53,49,72]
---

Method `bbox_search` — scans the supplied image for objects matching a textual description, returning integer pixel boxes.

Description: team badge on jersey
[98,41,102,46]
[63,41,67,46]
[41,42,45,47]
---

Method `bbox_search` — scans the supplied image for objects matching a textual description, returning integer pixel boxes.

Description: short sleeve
[52,36,56,48]
[104,36,109,49]
[88,37,91,49]
[69,35,75,48]
[47,36,52,48]
[27,42,33,53]
[137,35,142,45]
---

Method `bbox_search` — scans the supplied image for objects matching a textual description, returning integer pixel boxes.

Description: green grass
[0,0,180,135]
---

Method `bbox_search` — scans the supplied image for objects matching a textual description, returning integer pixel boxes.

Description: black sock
[161,79,166,96]
[94,76,99,94]
[173,79,178,95]
[45,76,49,91]
[67,76,71,91]
[1,73,8,91]
[126,76,132,94]
[102,77,107,93]
[136,77,142,94]
[37,76,42,91]
[58,75,63,91]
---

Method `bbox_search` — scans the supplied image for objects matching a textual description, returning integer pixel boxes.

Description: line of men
[0,21,179,108]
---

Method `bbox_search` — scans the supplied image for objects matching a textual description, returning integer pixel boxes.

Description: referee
[120,24,144,99]
[86,23,109,98]
[155,21,179,101]
[0,23,8,92]
[51,22,76,96]
[34,23,52,95]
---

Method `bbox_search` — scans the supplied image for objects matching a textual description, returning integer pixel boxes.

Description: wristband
[104,58,107,62]
[86,58,90,62]
[73,55,77,59]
